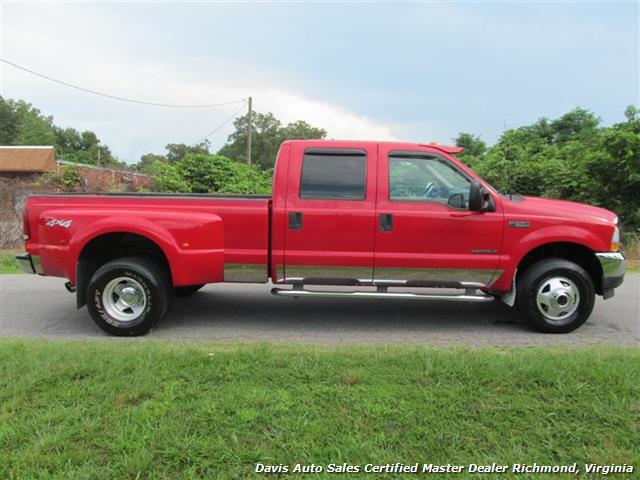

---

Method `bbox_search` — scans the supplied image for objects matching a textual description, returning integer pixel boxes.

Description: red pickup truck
[17,140,626,336]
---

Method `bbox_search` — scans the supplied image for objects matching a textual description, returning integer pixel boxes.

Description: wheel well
[76,232,171,308]
[516,242,603,294]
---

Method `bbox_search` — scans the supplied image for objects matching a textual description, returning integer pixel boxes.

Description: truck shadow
[156,285,526,339]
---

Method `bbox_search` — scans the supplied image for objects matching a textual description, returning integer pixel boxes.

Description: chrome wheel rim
[536,276,580,324]
[102,276,147,323]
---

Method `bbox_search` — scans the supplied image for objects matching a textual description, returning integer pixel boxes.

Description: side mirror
[447,193,465,209]
[469,180,491,212]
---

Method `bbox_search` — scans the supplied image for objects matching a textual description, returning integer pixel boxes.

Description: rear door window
[300,149,367,200]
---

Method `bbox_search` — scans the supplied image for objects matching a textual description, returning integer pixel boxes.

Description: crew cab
[17,140,626,336]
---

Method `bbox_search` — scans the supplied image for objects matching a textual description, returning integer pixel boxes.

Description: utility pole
[246,96,252,165]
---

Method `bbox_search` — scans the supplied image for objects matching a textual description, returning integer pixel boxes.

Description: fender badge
[46,219,72,228]
[508,220,530,229]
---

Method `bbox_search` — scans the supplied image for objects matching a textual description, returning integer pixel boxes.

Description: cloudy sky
[1,1,638,163]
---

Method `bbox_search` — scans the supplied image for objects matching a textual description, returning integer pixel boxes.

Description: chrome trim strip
[285,265,373,283]
[223,263,267,283]
[374,267,502,287]
[596,252,626,279]
[271,288,493,302]
[281,265,503,288]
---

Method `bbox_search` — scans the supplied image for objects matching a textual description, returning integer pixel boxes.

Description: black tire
[516,258,595,333]
[86,257,173,336]
[175,284,205,297]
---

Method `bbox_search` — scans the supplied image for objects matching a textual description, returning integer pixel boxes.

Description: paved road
[1,274,638,346]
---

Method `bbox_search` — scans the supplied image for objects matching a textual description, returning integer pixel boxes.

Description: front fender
[492,225,607,291]
[513,225,606,260]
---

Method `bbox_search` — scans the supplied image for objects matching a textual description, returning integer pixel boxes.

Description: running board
[271,288,493,302]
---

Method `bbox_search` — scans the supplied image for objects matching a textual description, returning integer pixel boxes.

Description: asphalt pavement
[1,273,638,346]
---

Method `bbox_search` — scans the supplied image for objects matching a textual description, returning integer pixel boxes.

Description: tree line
[455,106,639,229]
[1,97,123,168]
[1,95,637,228]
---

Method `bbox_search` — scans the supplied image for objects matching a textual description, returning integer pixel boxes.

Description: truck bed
[25,193,272,284]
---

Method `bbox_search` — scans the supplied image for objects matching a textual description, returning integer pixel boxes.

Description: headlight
[611,226,620,252]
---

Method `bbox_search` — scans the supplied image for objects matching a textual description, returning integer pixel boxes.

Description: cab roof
[282,139,464,155]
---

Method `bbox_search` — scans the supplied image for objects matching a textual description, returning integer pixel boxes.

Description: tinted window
[389,153,470,207]
[300,150,366,200]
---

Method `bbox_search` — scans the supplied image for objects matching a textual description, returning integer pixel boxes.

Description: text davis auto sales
[254,463,635,475]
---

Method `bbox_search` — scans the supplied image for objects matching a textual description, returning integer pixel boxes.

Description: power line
[1,57,246,108]
[197,101,248,144]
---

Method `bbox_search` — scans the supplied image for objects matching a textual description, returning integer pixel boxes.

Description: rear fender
[61,210,224,287]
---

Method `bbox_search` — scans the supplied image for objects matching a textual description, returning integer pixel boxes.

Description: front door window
[389,154,471,208]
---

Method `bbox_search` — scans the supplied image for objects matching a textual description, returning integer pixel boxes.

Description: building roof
[0,146,57,172]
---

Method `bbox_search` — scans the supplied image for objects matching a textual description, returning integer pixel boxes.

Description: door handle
[379,213,393,232]
[289,212,303,230]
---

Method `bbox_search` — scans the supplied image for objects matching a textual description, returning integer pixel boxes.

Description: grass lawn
[0,251,20,274]
[0,340,638,479]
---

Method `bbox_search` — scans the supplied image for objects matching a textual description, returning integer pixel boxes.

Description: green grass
[0,251,20,274]
[622,233,640,271]
[0,340,638,479]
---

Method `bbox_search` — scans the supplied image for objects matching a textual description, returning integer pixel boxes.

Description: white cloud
[1,4,400,162]
[252,88,398,141]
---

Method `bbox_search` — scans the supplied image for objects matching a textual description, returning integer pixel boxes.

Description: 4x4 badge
[46,219,72,228]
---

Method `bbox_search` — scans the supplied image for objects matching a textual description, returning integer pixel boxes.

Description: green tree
[587,112,640,227]
[280,120,326,143]
[150,161,190,193]
[149,153,272,194]
[11,99,56,146]
[134,141,210,172]
[178,154,271,194]
[469,106,639,229]
[0,96,20,144]
[218,112,281,169]
[454,132,487,160]
[54,126,120,167]
[165,141,210,163]
[1,96,123,168]
[549,108,600,143]
[136,153,168,174]
[218,111,326,169]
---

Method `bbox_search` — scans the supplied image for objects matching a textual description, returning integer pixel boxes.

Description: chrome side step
[271,288,493,302]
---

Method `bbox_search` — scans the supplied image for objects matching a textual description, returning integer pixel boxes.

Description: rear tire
[86,257,172,336]
[175,284,204,297]
[516,258,595,333]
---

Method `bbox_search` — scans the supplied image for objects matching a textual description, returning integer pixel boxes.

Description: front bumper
[596,252,626,297]
[15,253,43,275]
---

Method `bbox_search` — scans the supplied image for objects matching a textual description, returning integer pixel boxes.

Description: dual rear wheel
[86,257,202,336]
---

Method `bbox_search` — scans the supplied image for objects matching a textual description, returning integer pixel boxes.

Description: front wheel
[516,258,595,333]
[86,257,173,336]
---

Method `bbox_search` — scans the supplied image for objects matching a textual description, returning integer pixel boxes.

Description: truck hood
[504,195,618,224]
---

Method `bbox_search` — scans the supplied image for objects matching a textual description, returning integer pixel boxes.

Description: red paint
[283,141,378,278]
[23,140,619,293]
